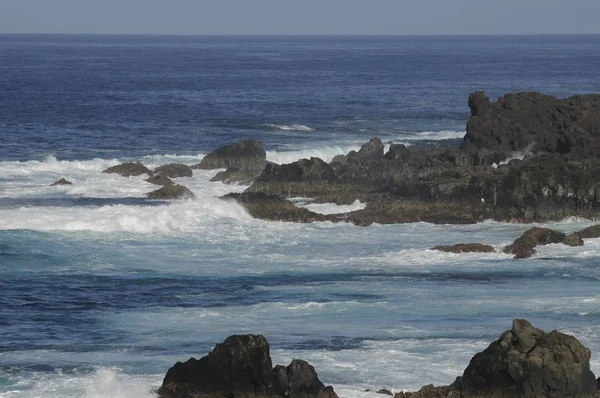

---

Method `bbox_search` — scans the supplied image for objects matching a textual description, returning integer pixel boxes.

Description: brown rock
[564,232,584,247]
[503,227,566,259]
[578,224,600,239]
[154,163,193,179]
[103,162,152,177]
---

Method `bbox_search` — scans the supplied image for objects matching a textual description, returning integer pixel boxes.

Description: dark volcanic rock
[396,319,599,398]
[211,166,269,185]
[431,243,496,253]
[503,227,566,259]
[351,137,384,161]
[147,184,194,200]
[193,139,266,171]
[564,232,584,247]
[50,178,72,186]
[102,162,152,177]
[158,334,337,398]
[578,224,600,239]
[145,174,174,186]
[461,91,600,158]
[224,192,329,223]
[154,163,193,179]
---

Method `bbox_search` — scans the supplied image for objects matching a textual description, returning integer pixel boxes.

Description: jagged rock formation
[235,91,600,225]
[157,334,337,398]
[396,319,599,398]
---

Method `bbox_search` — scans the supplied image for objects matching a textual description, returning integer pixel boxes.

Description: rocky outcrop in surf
[154,163,193,179]
[396,319,599,398]
[431,243,496,254]
[50,178,72,186]
[157,334,338,398]
[194,139,267,185]
[147,184,194,200]
[103,162,153,177]
[223,90,600,225]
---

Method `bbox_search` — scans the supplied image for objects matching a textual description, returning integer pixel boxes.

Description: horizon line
[1,32,600,37]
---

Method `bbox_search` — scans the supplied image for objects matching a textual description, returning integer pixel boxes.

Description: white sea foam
[0,367,158,398]
[393,130,466,141]
[302,199,367,215]
[266,145,359,164]
[492,143,535,168]
[264,123,315,132]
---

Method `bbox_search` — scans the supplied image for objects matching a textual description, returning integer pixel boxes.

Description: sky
[1,0,599,35]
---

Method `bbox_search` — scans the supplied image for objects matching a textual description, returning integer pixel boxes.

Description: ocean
[1,34,600,397]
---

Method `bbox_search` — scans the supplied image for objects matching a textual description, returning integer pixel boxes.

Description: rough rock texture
[431,243,496,253]
[102,162,152,177]
[207,91,600,225]
[50,178,72,186]
[147,184,194,200]
[578,224,600,239]
[146,174,174,186]
[396,319,599,398]
[154,163,193,179]
[193,139,266,171]
[223,193,330,223]
[158,334,337,398]
[461,91,600,157]
[502,227,566,259]
[564,232,584,247]
[211,167,265,185]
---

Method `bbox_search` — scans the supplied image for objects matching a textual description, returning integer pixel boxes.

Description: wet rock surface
[396,319,600,398]
[157,334,337,398]
[431,243,496,253]
[154,163,193,179]
[103,162,153,177]
[147,184,194,200]
[50,178,72,186]
[229,91,600,225]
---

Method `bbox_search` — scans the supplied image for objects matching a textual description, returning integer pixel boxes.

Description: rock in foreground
[397,319,599,398]
[147,184,194,200]
[503,227,568,259]
[158,334,337,398]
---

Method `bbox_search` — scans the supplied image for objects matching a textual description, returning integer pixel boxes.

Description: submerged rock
[50,178,72,186]
[103,162,152,177]
[154,163,193,179]
[147,184,194,200]
[158,334,337,398]
[396,319,599,398]
[431,243,496,253]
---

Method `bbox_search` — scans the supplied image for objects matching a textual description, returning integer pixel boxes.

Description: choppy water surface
[1,35,600,397]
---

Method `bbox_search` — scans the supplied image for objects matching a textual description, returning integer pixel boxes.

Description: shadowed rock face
[193,139,266,171]
[147,184,194,200]
[50,178,72,186]
[102,162,153,177]
[158,335,338,398]
[431,243,496,253]
[396,319,599,398]
[461,91,600,158]
[154,163,193,179]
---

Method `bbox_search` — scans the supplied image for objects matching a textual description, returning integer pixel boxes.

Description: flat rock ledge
[431,243,496,253]
[157,334,338,398]
[395,319,599,398]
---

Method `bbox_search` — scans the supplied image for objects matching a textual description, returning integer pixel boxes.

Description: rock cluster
[211,91,600,225]
[157,334,337,398]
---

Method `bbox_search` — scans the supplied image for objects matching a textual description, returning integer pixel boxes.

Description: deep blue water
[1,35,600,397]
